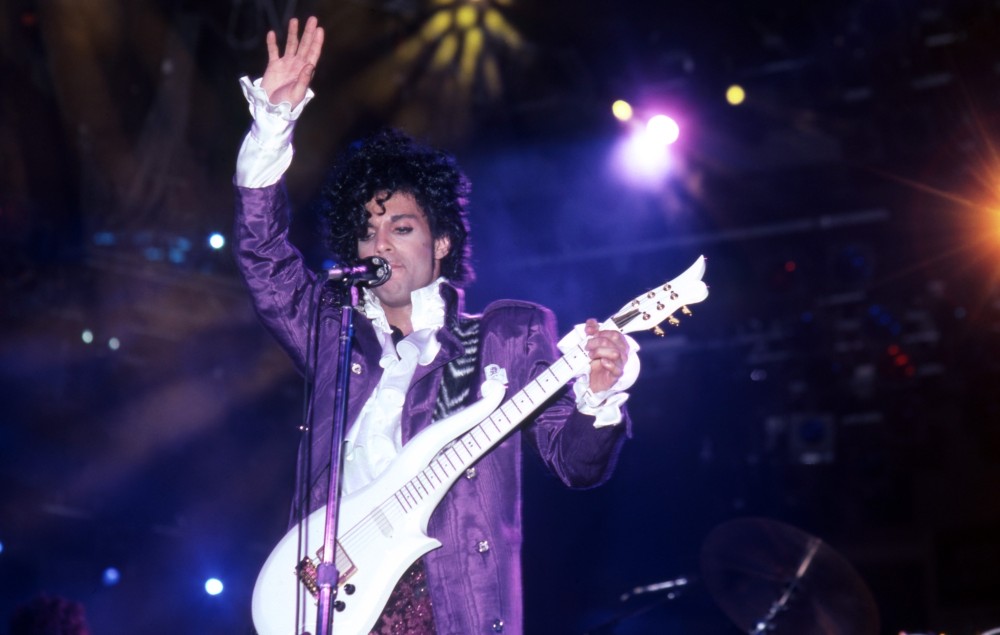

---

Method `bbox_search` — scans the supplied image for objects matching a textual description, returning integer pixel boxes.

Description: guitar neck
[392,340,593,512]
[452,343,591,465]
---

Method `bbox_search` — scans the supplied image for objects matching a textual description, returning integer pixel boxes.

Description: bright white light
[646,114,680,146]
[81,329,94,344]
[205,578,224,595]
[208,233,226,250]
[612,130,672,188]
[102,567,120,586]
[108,337,120,351]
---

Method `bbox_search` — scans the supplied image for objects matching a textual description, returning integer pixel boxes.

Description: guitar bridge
[295,545,357,598]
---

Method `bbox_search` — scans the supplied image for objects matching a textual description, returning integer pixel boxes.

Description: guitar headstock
[611,256,709,335]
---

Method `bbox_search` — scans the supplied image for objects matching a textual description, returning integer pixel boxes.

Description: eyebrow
[367,212,421,224]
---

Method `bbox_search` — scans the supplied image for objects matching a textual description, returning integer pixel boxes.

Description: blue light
[93,231,116,246]
[208,233,226,250]
[0,540,5,554]
[205,578,224,596]
[102,567,120,586]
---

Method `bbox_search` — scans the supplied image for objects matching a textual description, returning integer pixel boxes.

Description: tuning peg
[653,326,665,337]
[667,315,680,326]
[681,306,693,316]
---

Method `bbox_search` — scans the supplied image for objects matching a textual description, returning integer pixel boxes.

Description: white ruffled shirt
[340,280,447,494]
[234,77,641,493]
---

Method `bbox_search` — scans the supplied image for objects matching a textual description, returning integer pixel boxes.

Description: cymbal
[700,517,879,635]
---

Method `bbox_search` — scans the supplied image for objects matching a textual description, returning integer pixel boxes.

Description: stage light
[646,114,680,146]
[612,99,633,122]
[611,129,673,189]
[81,329,94,344]
[108,337,120,351]
[0,540,4,554]
[726,84,746,106]
[102,567,120,586]
[208,233,226,250]
[205,578,224,596]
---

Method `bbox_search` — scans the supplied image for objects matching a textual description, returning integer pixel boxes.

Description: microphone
[326,256,392,287]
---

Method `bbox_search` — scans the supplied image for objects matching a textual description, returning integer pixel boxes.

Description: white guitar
[252,256,710,635]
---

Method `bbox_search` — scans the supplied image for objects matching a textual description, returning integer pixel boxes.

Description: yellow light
[422,10,453,41]
[432,33,460,68]
[726,84,746,106]
[456,5,479,29]
[461,28,484,84]
[482,56,502,98]
[484,8,521,47]
[611,99,633,122]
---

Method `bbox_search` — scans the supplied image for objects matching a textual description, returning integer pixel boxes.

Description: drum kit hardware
[583,517,998,635]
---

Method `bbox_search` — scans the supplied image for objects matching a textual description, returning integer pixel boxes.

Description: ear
[433,235,451,261]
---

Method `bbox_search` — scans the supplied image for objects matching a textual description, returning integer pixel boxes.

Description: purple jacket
[235,182,630,635]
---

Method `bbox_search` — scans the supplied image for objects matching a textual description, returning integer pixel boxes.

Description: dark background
[3,0,1000,633]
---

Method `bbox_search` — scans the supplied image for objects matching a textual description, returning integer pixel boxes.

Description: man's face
[358,191,450,310]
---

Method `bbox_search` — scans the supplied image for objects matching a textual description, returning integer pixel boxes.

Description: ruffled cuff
[557,321,641,428]
[571,381,631,428]
[235,76,316,188]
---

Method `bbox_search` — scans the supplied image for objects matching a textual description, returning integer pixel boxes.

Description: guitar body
[251,256,710,635]
[252,380,507,635]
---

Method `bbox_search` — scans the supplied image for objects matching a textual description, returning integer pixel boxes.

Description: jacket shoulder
[479,298,554,320]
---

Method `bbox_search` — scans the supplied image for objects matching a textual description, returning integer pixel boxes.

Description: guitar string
[330,348,589,564]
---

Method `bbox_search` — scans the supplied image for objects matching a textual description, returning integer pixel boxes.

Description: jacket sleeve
[481,300,631,489]
[233,181,324,376]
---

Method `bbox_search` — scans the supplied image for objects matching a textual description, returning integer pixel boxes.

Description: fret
[491,410,510,429]
[523,381,548,403]
[487,416,503,435]
[440,451,456,472]
[466,433,482,451]
[415,473,431,494]
[394,491,411,511]
[404,482,421,501]
[428,463,445,483]
[471,426,490,446]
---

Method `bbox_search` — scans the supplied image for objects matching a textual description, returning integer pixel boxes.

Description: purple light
[646,114,680,145]
[611,129,673,188]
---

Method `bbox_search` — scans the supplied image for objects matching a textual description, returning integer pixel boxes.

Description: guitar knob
[334,601,346,612]
[344,584,356,595]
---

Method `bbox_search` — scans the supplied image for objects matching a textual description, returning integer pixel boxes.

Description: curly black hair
[319,128,474,286]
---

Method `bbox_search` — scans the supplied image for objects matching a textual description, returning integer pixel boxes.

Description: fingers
[266,30,279,62]
[305,23,325,66]
[290,64,316,102]
[286,17,300,55]
[586,327,628,371]
[298,17,322,60]
[274,16,323,66]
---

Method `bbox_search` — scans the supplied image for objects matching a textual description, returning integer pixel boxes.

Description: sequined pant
[369,559,436,635]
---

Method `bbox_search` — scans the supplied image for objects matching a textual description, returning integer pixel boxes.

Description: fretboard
[392,340,594,513]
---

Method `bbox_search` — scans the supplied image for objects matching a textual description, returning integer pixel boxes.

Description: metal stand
[314,281,358,635]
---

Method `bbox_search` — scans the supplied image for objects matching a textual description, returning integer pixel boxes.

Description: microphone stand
[314,280,358,635]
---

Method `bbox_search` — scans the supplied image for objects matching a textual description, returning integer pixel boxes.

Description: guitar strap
[433,315,482,422]
[369,315,481,635]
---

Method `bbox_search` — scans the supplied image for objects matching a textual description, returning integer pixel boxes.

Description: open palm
[260,16,324,107]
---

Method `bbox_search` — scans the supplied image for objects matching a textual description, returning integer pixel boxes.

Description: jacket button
[351,362,362,374]
[465,467,477,479]
[476,540,490,553]
[492,618,504,632]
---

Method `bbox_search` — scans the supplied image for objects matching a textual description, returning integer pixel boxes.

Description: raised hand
[260,16,324,108]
